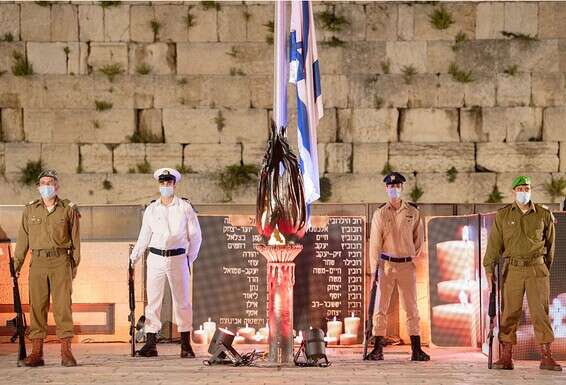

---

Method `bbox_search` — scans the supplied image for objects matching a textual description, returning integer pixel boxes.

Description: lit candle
[339,333,357,345]
[233,332,245,345]
[238,323,256,342]
[253,331,267,344]
[192,325,207,344]
[431,303,473,346]
[344,312,361,336]
[294,330,303,345]
[203,318,216,343]
[327,316,343,339]
[436,228,475,281]
[324,331,338,345]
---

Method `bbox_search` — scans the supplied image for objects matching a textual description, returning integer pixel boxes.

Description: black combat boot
[365,336,385,361]
[137,333,158,357]
[410,335,430,361]
[180,332,195,358]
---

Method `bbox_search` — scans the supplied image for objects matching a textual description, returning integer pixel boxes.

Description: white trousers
[144,253,192,333]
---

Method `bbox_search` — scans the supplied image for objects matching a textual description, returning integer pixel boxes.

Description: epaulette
[539,204,550,212]
[408,202,418,209]
[150,199,156,204]
[498,204,512,211]
[378,203,386,208]
[182,197,198,213]
[27,199,40,206]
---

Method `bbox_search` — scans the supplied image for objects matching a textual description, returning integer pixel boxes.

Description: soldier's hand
[486,272,494,291]
[72,266,78,279]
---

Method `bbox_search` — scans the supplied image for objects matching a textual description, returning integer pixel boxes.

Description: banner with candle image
[427,215,481,347]
[480,212,566,360]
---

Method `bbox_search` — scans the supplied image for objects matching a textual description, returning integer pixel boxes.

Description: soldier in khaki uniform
[366,172,430,361]
[484,176,562,371]
[13,170,81,367]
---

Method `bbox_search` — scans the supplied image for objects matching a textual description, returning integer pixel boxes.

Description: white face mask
[386,187,401,199]
[159,186,174,198]
[515,191,531,205]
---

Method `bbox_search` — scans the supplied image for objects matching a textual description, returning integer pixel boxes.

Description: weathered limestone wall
[1,1,566,205]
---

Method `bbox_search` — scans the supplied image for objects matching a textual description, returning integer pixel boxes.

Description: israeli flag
[289,0,323,205]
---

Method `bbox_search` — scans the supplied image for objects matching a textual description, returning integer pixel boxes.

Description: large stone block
[507,40,559,73]
[41,144,78,174]
[471,107,542,142]
[175,174,225,203]
[80,144,113,173]
[146,143,183,169]
[21,2,51,42]
[400,108,459,142]
[241,142,266,167]
[92,76,154,109]
[1,108,24,142]
[188,4,217,42]
[417,172,496,204]
[385,41,427,73]
[348,42,387,74]
[0,42,25,74]
[154,4,189,42]
[201,76,251,108]
[104,4,130,42]
[51,3,78,41]
[317,45,348,75]
[220,109,268,144]
[321,75,349,109]
[560,40,566,73]
[79,4,104,42]
[349,74,409,109]
[413,3,475,40]
[105,174,159,204]
[453,40,509,74]
[0,3,20,40]
[0,173,41,204]
[352,143,388,174]
[397,3,414,41]
[218,4,247,42]
[184,143,241,173]
[42,76,95,110]
[162,108,220,143]
[460,107,489,142]
[436,75,466,108]
[130,5,154,43]
[4,142,41,174]
[476,2,504,39]
[532,73,564,107]
[88,42,129,71]
[327,173,416,203]
[539,2,566,39]
[408,75,437,108]
[426,41,455,74]
[113,143,147,174]
[326,143,352,174]
[341,108,398,143]
[504,2,538,37]
[389,143,475,173]
[476,142,559,172]
[27,42,84,75]
[464,74,496,107]
[543,107,566,141]
[496,73,531,107]
[128,43,175,75]
[366,3,397,41]
[138,108,163,141]
[334,3,366,41]
[246,4,273,42]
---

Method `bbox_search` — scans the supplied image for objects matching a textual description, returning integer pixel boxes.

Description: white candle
[192,325,207,344]
[294,330,303,345]
[324,331,338,345]
[344,312,361,336]
[259,324,269,337]
[327,316,343,339]
[253,331,267,344]
[233,332,245,345]
[238,323,256,342]
[339,333,357,345]
[203,317,216,343]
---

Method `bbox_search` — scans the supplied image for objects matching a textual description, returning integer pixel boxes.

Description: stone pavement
[0,343,564,385]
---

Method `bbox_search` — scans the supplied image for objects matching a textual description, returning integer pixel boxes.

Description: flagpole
[273,0,288,133]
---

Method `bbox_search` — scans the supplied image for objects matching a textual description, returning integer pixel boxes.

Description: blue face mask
[38,185,56,199]
[515,191,531,205]
[386,187,401,199]
[159,186,174,198]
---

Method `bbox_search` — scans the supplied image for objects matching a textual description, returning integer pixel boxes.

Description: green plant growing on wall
[381,161,394,176]
[401,65,417,84]
[102,179,113,190]
[177,77,188,85]
[446,166,458,183]
[373,95,384,109]
[264,20,274,45]
[35,1,51,7]
[544,177,566,202]
[219,163,259,201]
[410,185,424,203]
[136,63,152,75]
[176,164,194,174]
[214,110,225,132]
[243,10,252,21]
[451,31,467,51]
[486,185,504,203]
[150,19,161,41]
[323,36,345,47]
[99,1,121,8]
[229,67,245,76]
[429,6,454,30]
[503,64,518,76]
[319,176,332,202]
[128,128,162,143]
[500,31,538,41]
[448,63,473,83]
[0,70,6,77]
[201,1,221,11]
[185,6,196,29]
[19,160,43,186]
[95,100,113,111]
[1,32,14,42]
[93,120,101,129]
[318,9,349,32]
[98,63,124,82]
[380,60,391,74]
[11,51,34,76]
[136,160,152,174]
[226,46,240,58]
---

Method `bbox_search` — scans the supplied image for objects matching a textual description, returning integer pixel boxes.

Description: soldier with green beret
[484,175,562,371]
[13,170,81,367]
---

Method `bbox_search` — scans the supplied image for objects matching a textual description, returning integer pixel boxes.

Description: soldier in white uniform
[130,168,202,358]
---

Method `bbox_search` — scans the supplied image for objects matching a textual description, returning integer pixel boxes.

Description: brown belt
[32,248,69,257]
[507,256,544,267]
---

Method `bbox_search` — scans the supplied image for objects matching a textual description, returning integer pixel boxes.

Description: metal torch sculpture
[256,122,307,365]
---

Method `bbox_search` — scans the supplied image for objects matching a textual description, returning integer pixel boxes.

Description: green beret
[512,175,531,189]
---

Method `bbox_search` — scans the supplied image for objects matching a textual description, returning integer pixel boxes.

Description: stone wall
[1,1,566,205]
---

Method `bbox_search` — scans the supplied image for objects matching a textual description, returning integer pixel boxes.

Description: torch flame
[462,225,470,242]
[268,227,286,246]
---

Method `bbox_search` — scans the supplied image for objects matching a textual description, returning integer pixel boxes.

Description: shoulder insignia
[497,204,512,211]
[408,202,418,209]
[182,197,198,213]
[539,204,550,211]
[150,199,156,204]
[27,199,39,206]
[378,203,387,208]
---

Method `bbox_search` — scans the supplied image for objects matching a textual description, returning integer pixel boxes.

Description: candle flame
[208,318,211,322]
[200,325,203,331]
[458,290,469,305]
[333,316,337,322]
[462,226,469,242]
[351,312,355,318]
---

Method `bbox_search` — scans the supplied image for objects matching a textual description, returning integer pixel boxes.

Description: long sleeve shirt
[368,200,424,275]
[130,196,202,265]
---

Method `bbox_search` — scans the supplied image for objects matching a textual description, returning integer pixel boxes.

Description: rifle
[363,266,379,360]
[6,244,27,366]
[487,268,497,369]
[128,258,136,357]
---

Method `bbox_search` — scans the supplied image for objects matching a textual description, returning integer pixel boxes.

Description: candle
[203,318,216,343]
[437,280,470,303]
[326,316,343,339]
[436,239,475,281]
[233,333,245,345]
[324,331,338,345]
[192,325,207,344]
[238,323,256,342]
[432,303,473,346]
[259,324,269,337]
[344,312,361,336]
[294,330,303,345]
[253,331,268,344]
[339,333,357,345]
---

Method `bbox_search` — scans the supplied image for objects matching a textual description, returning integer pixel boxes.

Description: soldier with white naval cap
[130,168,202,358]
